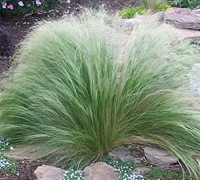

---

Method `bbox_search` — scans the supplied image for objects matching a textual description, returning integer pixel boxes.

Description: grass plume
[0,11,200,178]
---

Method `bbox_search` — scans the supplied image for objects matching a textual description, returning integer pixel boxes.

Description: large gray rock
[34,165,65,180]
[121,11,200,44]
[84,162,119,180]
[163,8,200,30]
[169,25,200,41]
[109,146,139,163]
[188,36,200,44]
[143,146,178,165]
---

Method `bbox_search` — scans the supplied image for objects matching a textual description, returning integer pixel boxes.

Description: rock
[34,165,65,180]
[109,146,139,163]
[123,18,138,27]
[163,8,200,30]
[122,12,164,28]
[134,167,152,175]
[171,27,200,41]
[188,36,200,45]
[123,15,144,27]
[143,146,178,165]
[84,162,119,180]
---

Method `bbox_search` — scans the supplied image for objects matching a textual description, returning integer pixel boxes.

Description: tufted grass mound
[0,11,200,178]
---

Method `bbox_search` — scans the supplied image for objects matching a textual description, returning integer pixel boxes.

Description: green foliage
[153,2,171,11]
[0,0,68,17]
[0,11,200,179]
[100,156,139,179]
[0,154,16,174]
[0,138,9,152]
[118,2,170,19]
[118,6,146,19]
[140,0,167,9]
[145,168,189,179]
[170,0,200,8]
[61,169,83,180]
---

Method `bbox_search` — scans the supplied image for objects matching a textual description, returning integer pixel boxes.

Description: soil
[0,0,140,77]
[0,0,141,179]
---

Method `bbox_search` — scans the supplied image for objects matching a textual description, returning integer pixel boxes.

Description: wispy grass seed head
[0,11,200,178]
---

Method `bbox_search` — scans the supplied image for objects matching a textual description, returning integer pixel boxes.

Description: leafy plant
[100,156,142,180]
[0,154,16,174]
[170,0,200,8]
[0,138,9,151]
[0,11,200,179]
[118,6,146,19]
[0,0,69,17]
[153,2,171,11]
[140,0,167,9]
[145,168,189,179]
[61,169,84,180]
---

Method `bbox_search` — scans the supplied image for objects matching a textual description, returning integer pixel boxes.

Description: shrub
[170,0,199,8]
[118,6,146,19]
[140,0,167,9]
[0,0,68,17]
[145,168,186,179]
[153,2,171,11]
[118,2,170,19]
[0,11,200,178]
[0,154,16,174]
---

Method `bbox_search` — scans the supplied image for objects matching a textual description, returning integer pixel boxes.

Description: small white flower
[36,0,41,6]
[18,1,24,6]
[1,2,7,9]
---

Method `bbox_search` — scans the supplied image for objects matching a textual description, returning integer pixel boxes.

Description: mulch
[0,1,140,179]
[0,0,140,77]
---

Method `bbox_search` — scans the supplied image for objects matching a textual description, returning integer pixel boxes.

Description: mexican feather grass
[0,11,200,178]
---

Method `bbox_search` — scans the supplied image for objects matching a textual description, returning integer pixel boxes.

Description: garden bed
[0,2,142,179]
[0,0,140,77]
[1,1,200,180]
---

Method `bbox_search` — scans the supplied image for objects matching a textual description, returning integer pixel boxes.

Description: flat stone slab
[163,8,200,30]
[121,12,200,43]
[34,165,65,180]
[134,167,152,175]
[143,146,178,165]
[171,26,200,41]
[84,162,119,180]
[109,146,139,163]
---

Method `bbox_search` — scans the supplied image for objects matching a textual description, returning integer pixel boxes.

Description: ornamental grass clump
[0,11,200,178]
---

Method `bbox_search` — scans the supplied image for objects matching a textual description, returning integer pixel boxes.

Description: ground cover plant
[118,2,170,19]
[118,6,146,19]
[170,0,200,8]
[118,1,170,19]
[0,138,9,151]
[145,168,188,179]
[61,155,143,180]
[0,0,69,16]
[0,10,200,179]
[0,154,16,174]
[0,139,16,176]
